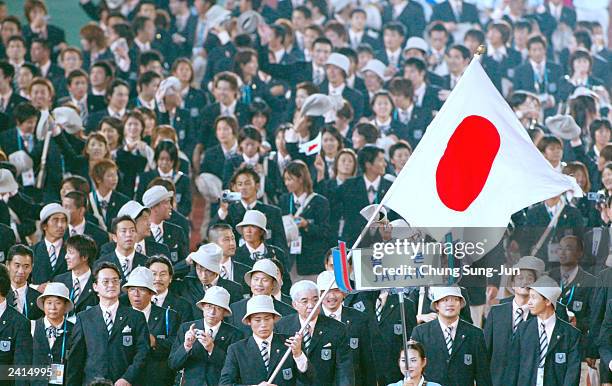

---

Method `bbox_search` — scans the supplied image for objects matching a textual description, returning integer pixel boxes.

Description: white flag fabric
[382,56,582,243]
[299,131,322,156]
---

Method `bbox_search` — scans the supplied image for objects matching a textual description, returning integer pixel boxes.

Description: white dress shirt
[537,313,556,348]
[437,317,459,340]
[0,300,7,321]
[322,306,342,321]
[134,303,152,322]
[11,284,28,313]
[115,249,136,273]
[100,301,120,324]
[69,220,87,236]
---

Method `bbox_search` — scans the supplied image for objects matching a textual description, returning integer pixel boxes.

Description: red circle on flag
[435,115,501,212]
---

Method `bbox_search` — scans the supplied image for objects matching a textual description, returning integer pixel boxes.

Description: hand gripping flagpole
[267,198,390,382]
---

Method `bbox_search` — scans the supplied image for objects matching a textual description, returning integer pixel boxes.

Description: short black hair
[294,5,312,19]
[527,35,547,50]
[132,15,152,35]
[389,141,412,159]
[0,264,9,298]
[383,21,406,37]
[110,215,136,234]
[574,30,592,50]
[0,61,14,80]
[137,70,162,89]
[91,60,114,78]
[313,36,333,49]
[106,79,130,100]
[31,37,51,52]
[66,234,98,266]
[358,146,384,171]
[404,57,427,73]
[65,190,88,209]
[93,261,121,282]
[354,122,379,144]
[145,255,174,277]
[138,50,164,68]
[270,24,287,45]
[14,102,40,124]
[7,244,34,264]
[238,126,263,144]
[449,44,471,60]
[231,165,261,185]
[464,29,485,45]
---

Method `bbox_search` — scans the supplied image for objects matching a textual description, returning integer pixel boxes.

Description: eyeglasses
[99,278,121,286]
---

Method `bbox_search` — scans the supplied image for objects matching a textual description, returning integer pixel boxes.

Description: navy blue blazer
[431,0,480,24]
[0,305,33,386]
[31,240,67,285]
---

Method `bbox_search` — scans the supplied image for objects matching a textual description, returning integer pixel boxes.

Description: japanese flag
[299,131,322,156]
[382,55,582,249]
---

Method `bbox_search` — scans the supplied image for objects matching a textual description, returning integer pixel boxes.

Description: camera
[221,190,241,203]
[587,192,604,203]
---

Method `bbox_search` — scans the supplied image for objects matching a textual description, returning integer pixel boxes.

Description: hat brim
[196,299,232,315]
[145,191,174,208]
[235,221,266,233]
[0,177,18,195]
[36,294,74,313]
[527,286,558,309]
[430,294,466,312]
[191,257,221,275]
[121,283,158,295]
[241,309,281,325]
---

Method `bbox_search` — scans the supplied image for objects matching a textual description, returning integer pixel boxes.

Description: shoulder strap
[88,192,108,231]
[294,193,317,218]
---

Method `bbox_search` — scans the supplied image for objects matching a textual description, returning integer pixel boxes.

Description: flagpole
[267,199,390,382]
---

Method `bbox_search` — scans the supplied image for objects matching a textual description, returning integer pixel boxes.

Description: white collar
[220,259,234,280]
[72,269,92,288]
[363,175,381,191]
[487,43,507,57]
[100,301,120,321]
[44,316,65,330]
[96,188,112,203]
[536,313,556,343]
[134,302,152,322]
[11,284,28,297]
[138,95,156,110]
[204,320,222,338]
[107,106,126,118]
[393,1,408,14]
[437,317,459,339]
[221,100,237,115]
[545,200,562,215]
[560,265,579,285]
[386,47,402,58]
[115,248,136,263]
[45,238,63,254]
[246,242,266,255]
[512,298,529,321]
[0,300,6,320]
[530,59,546,71]
[242,153,260,165]
[292,192,307,207]
[158,168,174,179]
[273,49,286,64]
[221,142,238,157]
[39,61,51,77]
[69,220,87,235]
[328,82,346,96]
[241,199,257,210]
[299,315,317,331]
[153,289,169,306]
[322,306,342,321]
[253,332,274,349]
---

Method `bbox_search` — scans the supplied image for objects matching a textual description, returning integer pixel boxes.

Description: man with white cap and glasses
[316,270,375,386]
[124,266,180,386]
[66,261,150,386]
[31,282,74,386]
[228,259,295,333]
[31,203,70,285]
[320,52,365,122]
[180,243,243,315]
[485,255,546,386]
[53,235,99,318]
[411,286,491,386]
[100,200,170,259]
[169,286,243,386]
[143,185,189,265]
[6,244,44,320]
[219,294,315,385]
[0,262,32,385]
[504,276,582,386]
[145,254,194,324]
[98,215,148,284]
[276,280,354,385]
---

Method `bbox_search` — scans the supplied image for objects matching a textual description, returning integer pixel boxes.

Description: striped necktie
[49,244,58,270]
[260,340,270,371]
[11,290,18,310]
[154,227,163,243]
[152,296,159,306]
[513,307,524,333]
[121,260,130,277]
[135,244,143,254]
[73,278,81,303]
[445,326,454,356]
[538,322,548,368]
[375,291,387,322]
[46,326,58,339]
[104,310,113,335]
[303,325,312,353]
[220,266,228,280]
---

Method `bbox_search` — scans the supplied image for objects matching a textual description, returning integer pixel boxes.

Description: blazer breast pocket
[122,335,133,347]
[0,338,11,352]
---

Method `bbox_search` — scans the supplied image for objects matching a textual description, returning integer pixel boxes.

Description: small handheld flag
[332,241,353,292]
[298,131,322,156]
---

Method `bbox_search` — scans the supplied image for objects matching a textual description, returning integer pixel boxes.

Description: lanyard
[165,307,170,336]
[533,67,548,94]
[559,282,575,307]
[289,195,294,215]
[49,318,68,363]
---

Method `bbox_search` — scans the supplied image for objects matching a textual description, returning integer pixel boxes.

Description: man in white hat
[0,262,33,384]
[145,255,194,324]
[100,200,170,258]
[32,282,74,385]
[227,259,295,333]
[485,256,546,386]
[155,77,195,158]
[143,185,189,264]
[98,215,148,283]
[6,244,44,320]
[316,271,376,386]
[62,190,109,252]
[66,261,150,386]
[321,52,365,122]
[276,280,354,385]
[504,276,582,386]
[180,243,243,314]
[53,235,100,319]
[31,203,70,285]
[234,210,289,276]
[169,286,243,386]
[219,295,315,385]
[211,166,288,255]
[124,266,180,386]
[411,286,491,386]
[361,59,387,106]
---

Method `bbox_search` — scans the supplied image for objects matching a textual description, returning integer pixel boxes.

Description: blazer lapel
[75,276,96,308]
[450,322,467,359]
[309,318,327,351]
[546,321,564,356]
[0,310,12,336]
[268,334,286,377]
[109,307,128,341]
[378,294,397,323]
[148,306,164,333]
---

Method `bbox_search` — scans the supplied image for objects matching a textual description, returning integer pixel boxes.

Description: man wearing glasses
[66,260,150,386]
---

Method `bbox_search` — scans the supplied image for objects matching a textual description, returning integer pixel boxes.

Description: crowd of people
[0,0,611,385]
